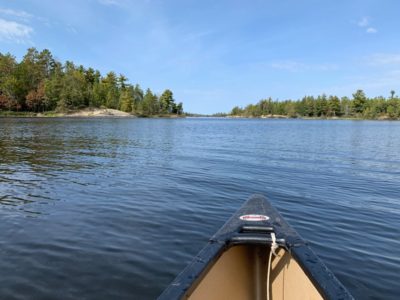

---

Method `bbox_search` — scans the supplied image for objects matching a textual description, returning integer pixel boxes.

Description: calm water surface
[0,118,399,299]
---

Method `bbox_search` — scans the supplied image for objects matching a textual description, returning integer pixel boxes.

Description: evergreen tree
[119,87,134,112]
[132,84,144,114]
[58,62,87,110]
[328,95,340,117]
[142,88,159,116]
[175,102,183,115]
[228,90,399,120]
[159,89,174,114]
[1,48,183,115]
[352,89,367,115]
[0,53,17,110]
[103,72,119,109]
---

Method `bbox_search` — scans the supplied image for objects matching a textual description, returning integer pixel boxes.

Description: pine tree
[159,89,174,114]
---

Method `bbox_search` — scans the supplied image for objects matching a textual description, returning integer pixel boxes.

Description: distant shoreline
[187,114,399,120]
[187,114,400,121]
[0,108,184,118]
[1,110,398,120]
[225,114,398,120]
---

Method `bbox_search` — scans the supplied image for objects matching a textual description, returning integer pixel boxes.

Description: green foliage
[103,72,119,109]
[131,84,144,114]
[328,96,340,117]
[44,62,63,110]
[352,89,367,115]
[0,53,19,110]
[119,88,134,112]
[174,102,184,115]
[58,62,87,110]
[159,89,175,114]
[230,90,400,120]
[142,88,159,116]
[0,48,183,116]
[231,106,243,115]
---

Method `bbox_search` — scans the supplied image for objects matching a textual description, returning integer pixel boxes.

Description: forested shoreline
[0,48,183,116]
[229,90,400,120]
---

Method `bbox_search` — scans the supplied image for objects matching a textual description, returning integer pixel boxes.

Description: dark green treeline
[0,48,183,116]
[230,90,400,119]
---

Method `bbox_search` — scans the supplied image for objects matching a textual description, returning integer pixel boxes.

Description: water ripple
[0,118,399,299]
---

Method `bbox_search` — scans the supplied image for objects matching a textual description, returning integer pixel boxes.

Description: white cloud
[356,16,378,34]
[330,70,400,94]
[366,27,377,34]
[367,53,400,66]
[0,8,32,20]
[324,54,400,96]
[0,18,33,43]
[357,17,369,27]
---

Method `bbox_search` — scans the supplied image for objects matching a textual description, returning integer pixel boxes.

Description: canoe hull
[159,195,353,300]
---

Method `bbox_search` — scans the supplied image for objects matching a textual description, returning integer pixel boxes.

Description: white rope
[267,232,279,300]
[270,232,278,256]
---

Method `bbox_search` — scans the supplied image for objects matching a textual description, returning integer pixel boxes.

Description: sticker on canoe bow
[239,214,269,221]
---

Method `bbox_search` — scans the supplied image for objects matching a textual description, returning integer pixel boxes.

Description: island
[226,90,400,120]
[0,48,183,118]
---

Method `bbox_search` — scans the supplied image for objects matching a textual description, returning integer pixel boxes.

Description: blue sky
[1,0,400,114]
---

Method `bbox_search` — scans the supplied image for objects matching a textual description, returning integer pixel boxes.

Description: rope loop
[270,232,279,256]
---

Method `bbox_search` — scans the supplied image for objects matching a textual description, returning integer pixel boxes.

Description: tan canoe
[159,195,353,300]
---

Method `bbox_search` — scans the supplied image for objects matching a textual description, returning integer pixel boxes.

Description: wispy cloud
[0,18,33,43]
[0,6,48,27]
[0,8,32,20]
[323,54,400,96]
[98,0,123,6]
[357,17,369,27]
[270,61,305,72]
[270,60,338,72]
[66,24,78,34]
[367,53,400,66]
[356,16,377,34]
[327,70,400,95]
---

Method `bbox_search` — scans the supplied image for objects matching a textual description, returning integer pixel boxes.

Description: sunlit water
[0,118,399,299]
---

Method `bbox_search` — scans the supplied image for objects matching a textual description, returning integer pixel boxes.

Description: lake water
[0,118,399,299]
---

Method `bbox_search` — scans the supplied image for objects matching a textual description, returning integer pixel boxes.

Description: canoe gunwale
[158,194,354,300]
